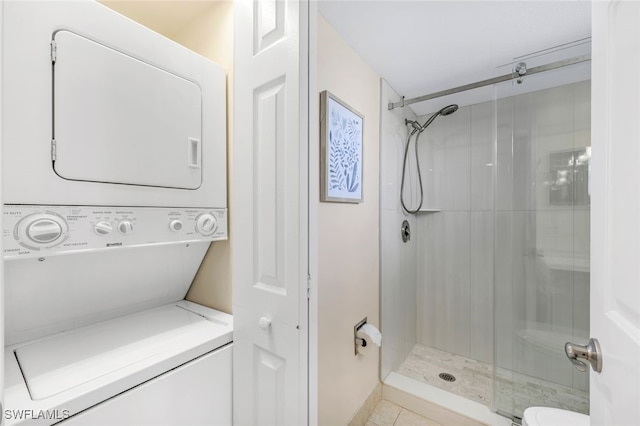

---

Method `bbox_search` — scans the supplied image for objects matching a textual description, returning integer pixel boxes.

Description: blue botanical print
[328,101,362,197]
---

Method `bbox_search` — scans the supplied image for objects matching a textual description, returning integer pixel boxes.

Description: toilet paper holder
[354,317,368,355]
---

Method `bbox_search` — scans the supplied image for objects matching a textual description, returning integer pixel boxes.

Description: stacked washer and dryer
[3,2,232,424]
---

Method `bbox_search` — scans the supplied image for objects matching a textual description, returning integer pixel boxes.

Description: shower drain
[438,372,456,382]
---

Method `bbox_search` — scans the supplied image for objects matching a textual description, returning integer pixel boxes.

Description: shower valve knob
[401,220,411,243]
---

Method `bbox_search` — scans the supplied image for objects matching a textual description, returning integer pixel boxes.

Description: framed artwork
[320,90,364,203]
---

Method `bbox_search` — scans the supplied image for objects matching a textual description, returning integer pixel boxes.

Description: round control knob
[94,221,113,235]
[169,219,183,232]
[117,220,134,235]
[195,213,217,236]
[27,219,62,244]
[15,212,68,250]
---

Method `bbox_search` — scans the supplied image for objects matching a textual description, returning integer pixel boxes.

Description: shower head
[414,104,459,133]
[439,104,458,116]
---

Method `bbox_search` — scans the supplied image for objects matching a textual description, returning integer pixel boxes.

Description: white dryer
[2,1,231,425]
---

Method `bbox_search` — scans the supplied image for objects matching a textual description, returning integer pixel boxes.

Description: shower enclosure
[380,41,591,422]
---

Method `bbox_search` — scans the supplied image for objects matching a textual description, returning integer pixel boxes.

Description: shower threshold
[396,344,589,419]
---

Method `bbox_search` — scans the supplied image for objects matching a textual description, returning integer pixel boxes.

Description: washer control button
[195,213,217,236]
[169,219,183,232]
[27,219,63,243]
[94,221,113,235]
[117,220,134,235]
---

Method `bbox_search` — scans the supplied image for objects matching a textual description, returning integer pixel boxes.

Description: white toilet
[523,407,589,426]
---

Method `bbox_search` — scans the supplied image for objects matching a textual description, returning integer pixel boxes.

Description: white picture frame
[320,90,364,203]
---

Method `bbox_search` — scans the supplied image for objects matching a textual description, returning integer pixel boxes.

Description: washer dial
[117,220,134,235]
[195,213,217,236]
[94,221,113,235]
[15,212,68,249]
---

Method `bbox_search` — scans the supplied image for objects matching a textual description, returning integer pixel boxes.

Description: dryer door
[52,30,203,190]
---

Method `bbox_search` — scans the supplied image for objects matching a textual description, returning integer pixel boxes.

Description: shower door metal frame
[388,53,591,111]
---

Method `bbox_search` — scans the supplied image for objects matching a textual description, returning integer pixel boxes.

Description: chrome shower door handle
[565,338,602,373]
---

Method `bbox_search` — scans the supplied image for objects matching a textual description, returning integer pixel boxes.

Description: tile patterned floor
[397,344,589,418]
[366,400,442,426]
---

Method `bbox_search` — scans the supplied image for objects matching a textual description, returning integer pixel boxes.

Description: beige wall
[100,1,234,314]
[318,15,381,425]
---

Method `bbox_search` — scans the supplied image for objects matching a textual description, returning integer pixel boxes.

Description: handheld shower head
[400,103,460,214]
[439,104,458,116]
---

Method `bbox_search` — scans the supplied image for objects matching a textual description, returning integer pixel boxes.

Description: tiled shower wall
[416,101,495,365]
[410,80,590,394]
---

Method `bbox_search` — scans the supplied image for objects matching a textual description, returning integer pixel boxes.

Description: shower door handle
[564,338,602,373]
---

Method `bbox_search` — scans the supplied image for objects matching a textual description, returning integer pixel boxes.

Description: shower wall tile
[573,210,590,270]
[422,127,438,210]
[496,97,514,211]
[469,211,494,364]
[419,106,471,211]
[574,81,591,150]
[495,211,514,372]
[572,208,590,392]
[417,211,471,358]
[533,85,576,211]
[471,101,495,211]
[380,202,417,378]
[536,210,575,259]
[572,268,590,392]
[512,93,535,211]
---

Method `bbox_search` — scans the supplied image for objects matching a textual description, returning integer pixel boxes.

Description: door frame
[307,1,319,425]
[1,0,5,420]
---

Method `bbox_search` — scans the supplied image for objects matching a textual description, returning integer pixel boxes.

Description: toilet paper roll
[358,323,382,347]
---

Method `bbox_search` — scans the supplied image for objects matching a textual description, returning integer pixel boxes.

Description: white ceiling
[318,1,591,115]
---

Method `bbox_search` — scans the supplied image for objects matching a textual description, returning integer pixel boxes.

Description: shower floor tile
[397,344,589,417]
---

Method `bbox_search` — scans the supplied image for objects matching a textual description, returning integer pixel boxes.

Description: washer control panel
[3,206,227,259]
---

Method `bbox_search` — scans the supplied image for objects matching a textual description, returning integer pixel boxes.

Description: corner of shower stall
[379,40,591,425]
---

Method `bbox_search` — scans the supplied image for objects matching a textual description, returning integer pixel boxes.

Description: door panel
[53,30,202,189]
[591,1,640,424]
[233,0,308,424]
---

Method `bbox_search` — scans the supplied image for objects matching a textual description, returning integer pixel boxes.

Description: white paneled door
[590,1,640,424]
[233,0,309,425]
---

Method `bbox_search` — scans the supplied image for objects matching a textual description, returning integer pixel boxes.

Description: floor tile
[368,400,402,426]
[394,409,442,426]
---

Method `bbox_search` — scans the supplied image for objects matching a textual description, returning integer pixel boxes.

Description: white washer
[4,302,232,426]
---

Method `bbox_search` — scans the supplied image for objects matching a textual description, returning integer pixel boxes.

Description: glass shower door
[493,41,591,420]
